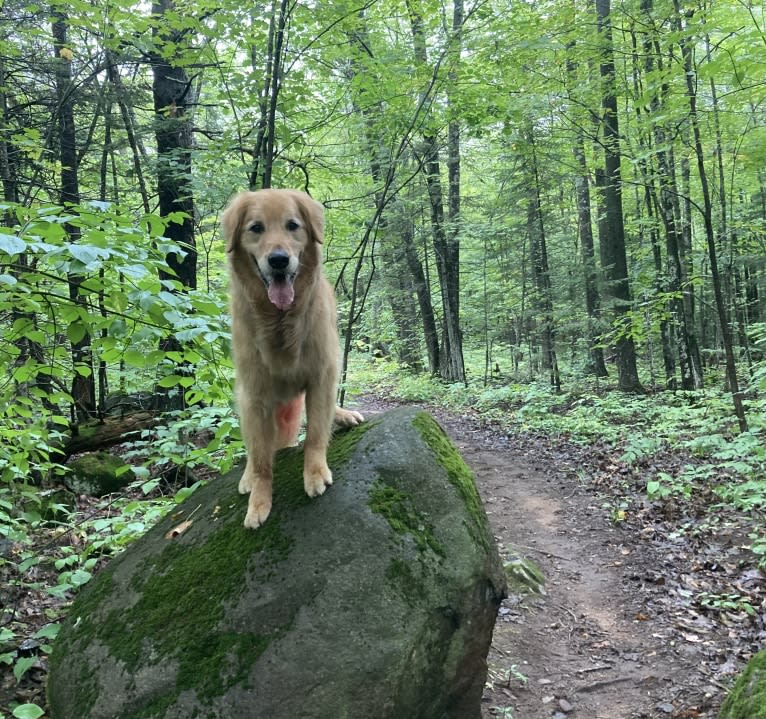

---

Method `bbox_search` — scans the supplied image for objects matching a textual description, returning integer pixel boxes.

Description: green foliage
[123,405,244,480]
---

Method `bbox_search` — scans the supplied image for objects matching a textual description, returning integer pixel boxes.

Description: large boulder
[719,649,766,719]
[47,408,506,719]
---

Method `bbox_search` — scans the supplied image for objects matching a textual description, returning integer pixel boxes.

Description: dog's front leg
[239,402,276,529]
[303,382,335,497]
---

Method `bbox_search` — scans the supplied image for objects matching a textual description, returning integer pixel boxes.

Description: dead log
[62,411,161,458]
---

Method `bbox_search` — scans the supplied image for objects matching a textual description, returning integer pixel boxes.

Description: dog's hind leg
[302,381,335,497]
[334,406,364,427]
[275,394,304,448]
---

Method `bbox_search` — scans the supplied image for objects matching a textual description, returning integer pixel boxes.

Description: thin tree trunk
[527,127,560,391]
[407,0,465,383]
[151,0,198,410]
[573,138,608,377]
[105,50,150,213]
[53,10,96,421]
[674,0,746,431]
[249,0,288,190]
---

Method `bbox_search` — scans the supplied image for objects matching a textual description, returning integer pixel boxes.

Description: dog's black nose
[268,250,290,270]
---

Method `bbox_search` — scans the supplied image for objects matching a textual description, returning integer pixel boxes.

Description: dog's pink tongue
[268,280,294,311]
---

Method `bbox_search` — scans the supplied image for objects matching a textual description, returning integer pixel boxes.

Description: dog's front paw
[334,407,364,427]
[304,463,333,497]
[238,471,254,495]
[244,493,272,529]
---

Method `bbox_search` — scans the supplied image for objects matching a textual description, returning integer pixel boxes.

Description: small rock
[558,697,574,712]
[656,702,674,714]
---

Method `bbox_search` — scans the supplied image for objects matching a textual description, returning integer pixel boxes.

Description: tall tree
[249,0,289,190]
[150,0,198,410]
[406,0,465,382]
[673,0,746,431]
[151,0,197,293]
[52,9,96,420]
[525,124,560,391]
[595,0,643,392]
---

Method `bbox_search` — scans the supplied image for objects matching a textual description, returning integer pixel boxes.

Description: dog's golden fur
[223,189,363,529]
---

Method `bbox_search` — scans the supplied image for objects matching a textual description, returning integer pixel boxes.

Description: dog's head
[222,189,324,311]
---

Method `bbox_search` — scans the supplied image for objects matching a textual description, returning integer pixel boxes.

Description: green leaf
[157,374,183,388]
[69,568,92,587]
[67,321,87,345]
[12,656,37,682]
[124,349,146,368]
[69,244,107,266]
[12,703,45,719]
[32,623,60,641]
[0,233,26,255]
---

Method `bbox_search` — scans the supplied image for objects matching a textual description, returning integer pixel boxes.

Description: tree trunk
[152,0,196,292]
[637,0,703,389]
[346,16,438,375]
[105,49,150,213]
[596,0,643,393]
[53,10,97,421]
[151,0,198,410]
[573,138,608,378]
[249,0,289,190]
[674,1,746,431]
[407,0,465,383]
[527,127,560,391]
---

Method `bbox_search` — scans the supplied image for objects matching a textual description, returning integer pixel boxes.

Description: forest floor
[355,395,762,719]
[2,395,763,718]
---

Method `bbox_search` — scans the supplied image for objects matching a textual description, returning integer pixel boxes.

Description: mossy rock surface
[65,451,135,496]
[719,649,766,719]
[47,408,506,719]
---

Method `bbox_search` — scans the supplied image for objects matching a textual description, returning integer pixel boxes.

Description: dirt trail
[355,398,723,719]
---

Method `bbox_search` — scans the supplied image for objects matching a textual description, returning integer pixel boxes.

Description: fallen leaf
[165,520,193,539]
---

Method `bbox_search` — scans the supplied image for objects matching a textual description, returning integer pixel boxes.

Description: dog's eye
[286,219,300,232]
[249,221,265,234]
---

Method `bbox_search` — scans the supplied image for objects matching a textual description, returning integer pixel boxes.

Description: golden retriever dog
[222,189,364,529]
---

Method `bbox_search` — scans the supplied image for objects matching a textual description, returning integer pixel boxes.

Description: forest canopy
[0,0,765,523]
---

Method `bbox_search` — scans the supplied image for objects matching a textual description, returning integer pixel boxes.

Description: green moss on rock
[66,452,135,496]
[412,412,489,550]
[368,480,445,557]
[385,558,428,604]
[720,649,766,719]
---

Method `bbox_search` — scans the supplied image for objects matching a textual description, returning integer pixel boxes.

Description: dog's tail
[275,394,304,448]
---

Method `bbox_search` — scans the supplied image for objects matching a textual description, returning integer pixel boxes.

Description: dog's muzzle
[254,251,298,311]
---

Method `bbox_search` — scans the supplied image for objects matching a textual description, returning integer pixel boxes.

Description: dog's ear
[292,192,325,245]
[221,192,251,252]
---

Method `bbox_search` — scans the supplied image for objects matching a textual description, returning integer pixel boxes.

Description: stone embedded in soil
[64,451,134,496]
[47,408,506,719]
